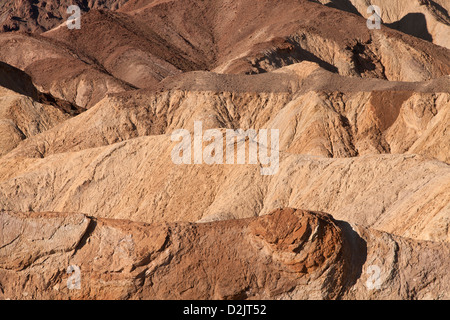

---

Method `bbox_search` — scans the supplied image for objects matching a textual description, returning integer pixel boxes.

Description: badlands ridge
[0,0,449,300]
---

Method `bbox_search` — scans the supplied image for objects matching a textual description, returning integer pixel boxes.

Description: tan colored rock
[317,0,450,49]
[343,223,450,299]
[1,209,448,300]
[0,0,449,301]
[0,33,132,109]
[5,63,449,163]
[0,86,70,156]
[0,133,448,242]
[0,61,83,155]
[30,0,450,85]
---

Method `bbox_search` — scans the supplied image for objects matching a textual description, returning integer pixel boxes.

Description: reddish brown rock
[0,209,346,299]
[1,208,448,300]
[0,0,449,301]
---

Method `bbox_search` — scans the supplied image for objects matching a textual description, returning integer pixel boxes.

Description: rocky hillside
[316,0,450,49]
[0,0,129,33]
[0,0,448,300]
[1,209,449,300]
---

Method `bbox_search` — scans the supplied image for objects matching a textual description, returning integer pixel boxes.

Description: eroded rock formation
[1,209,448,300]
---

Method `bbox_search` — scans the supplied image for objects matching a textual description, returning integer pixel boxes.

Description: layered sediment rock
[1,209,448,300]
[0,0,448,300]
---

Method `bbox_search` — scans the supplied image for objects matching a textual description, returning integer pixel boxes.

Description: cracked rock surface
[0,0,448,300]
[1,209,449,300]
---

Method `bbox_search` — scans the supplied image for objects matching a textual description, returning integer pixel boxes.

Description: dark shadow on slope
[0,61,85,116]
[387,13,433,43]
[323,0,361,16]
[0,60,39,98]
[72,217,98,255]
[248,38,339,74]
[287,39,339,73]
[307,0,361,16]
[350,42,377,73]
[335,219,367,297]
